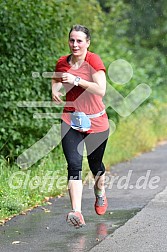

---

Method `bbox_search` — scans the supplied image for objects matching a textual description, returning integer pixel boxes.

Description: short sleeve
[54,55,70,72]
[55,56,64,72]
[86,52,106,73]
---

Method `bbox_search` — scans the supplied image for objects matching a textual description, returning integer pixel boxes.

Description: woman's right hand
[52,91,64,104]
[52,80,64,104]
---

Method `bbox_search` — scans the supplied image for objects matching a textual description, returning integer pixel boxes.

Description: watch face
[74,76,80,86]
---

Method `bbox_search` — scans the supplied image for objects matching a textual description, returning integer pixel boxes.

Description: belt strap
[86,109,105,119]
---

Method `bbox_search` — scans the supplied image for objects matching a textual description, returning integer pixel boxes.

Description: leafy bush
[0,0,74,160]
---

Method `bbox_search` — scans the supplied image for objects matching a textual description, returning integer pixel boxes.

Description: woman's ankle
[94,185,105,197]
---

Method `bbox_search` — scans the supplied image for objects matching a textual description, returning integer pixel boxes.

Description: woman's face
[69,31,90,57]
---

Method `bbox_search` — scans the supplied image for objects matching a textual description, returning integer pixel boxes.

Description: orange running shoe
[94,194,108,215]
[66,210,86,228]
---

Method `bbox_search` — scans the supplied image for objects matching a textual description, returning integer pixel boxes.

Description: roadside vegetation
[0,0,167,223]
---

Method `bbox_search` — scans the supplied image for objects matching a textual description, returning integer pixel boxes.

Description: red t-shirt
[55,51,109,133]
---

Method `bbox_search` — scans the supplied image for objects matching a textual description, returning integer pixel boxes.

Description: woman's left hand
[62,73,76,85]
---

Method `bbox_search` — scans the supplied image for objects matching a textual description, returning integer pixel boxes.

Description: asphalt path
[0,142,167,252]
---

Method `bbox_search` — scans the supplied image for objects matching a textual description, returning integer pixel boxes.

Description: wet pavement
[0,143,167,252]
[0,192,140,252]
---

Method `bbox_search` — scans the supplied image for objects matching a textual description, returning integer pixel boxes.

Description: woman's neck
[69,51,87,69]
[71,50,87,62]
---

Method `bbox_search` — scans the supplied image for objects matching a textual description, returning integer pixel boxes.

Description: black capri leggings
[61,121,109,180]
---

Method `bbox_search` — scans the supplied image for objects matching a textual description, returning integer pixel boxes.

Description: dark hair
[69,24,91,40]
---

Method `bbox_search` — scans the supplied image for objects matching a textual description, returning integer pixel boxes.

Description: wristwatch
[74,76,81,86]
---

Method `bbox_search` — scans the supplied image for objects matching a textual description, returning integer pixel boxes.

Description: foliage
[1,0,167,161]
[124,0,167,54]
[0,0,75,159]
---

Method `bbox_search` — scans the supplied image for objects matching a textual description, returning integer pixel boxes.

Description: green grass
[0,103,167,223]
[0,146,68,222]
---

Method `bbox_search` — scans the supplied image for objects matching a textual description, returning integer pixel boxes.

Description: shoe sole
[66,213,86,229]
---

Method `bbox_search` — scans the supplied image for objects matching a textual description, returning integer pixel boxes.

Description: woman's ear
[86,40,90,48]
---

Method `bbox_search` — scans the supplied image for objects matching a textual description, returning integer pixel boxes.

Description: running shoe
[94,193,108,215]
[66,210,86,228]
